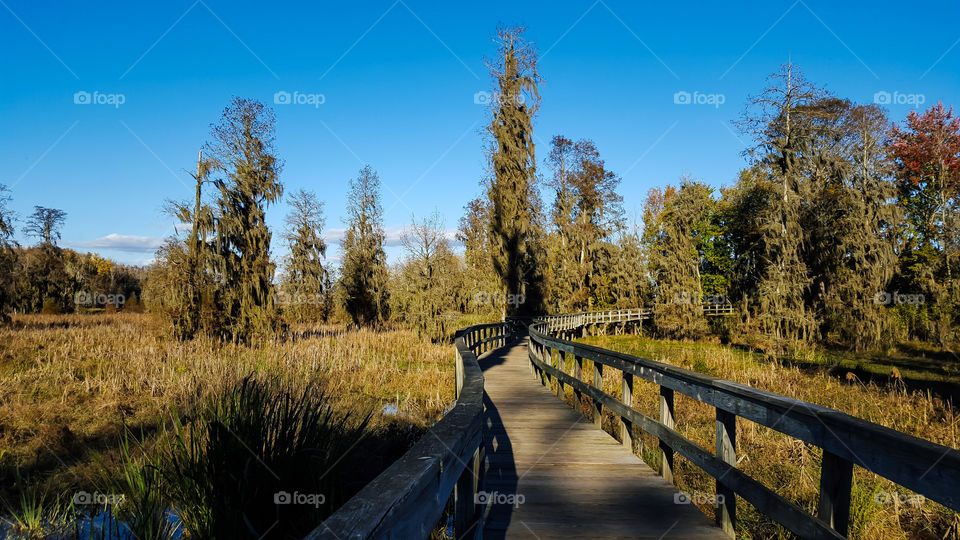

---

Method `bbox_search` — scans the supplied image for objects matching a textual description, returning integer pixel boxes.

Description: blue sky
[1,0,958,265]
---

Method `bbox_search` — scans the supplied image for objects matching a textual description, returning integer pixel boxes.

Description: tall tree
[339,165,390,327]
[544,136,577,312]
[644,182,711,339]
[888,102,960,343]
[737,63,824,344]
[281,189,330,323]
[458,196,502,316]
[206,97,284,343]
[608,220,648,309]
[889,102,960,254]
[394,212,463,339]
[802,100,899,348]
[165,151,216,339]
[485,26,545,317]
[24,206,66,246]
[545,137,623,310]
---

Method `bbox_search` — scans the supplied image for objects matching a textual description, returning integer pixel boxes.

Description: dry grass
[0,313,455,512]
[566,333,960,539]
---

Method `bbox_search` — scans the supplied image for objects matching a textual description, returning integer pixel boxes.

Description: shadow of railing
[476,346,519,539]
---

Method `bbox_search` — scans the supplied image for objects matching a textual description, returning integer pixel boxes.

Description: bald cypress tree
[281,189,329,323]
[339,165,390,327]
[738,63,822,344]
[485,26,546,317]
[803,100,899,348]
[165,151,216,340]
[206,97,284,343]
[644,181,711,339]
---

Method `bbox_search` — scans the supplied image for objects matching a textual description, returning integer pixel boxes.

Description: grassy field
[0,313,456,538]
[569,333,960,540]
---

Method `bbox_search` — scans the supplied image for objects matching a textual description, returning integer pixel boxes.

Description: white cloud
[69,233,165,253]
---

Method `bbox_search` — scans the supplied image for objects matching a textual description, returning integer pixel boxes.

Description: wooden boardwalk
[478,340,724,539]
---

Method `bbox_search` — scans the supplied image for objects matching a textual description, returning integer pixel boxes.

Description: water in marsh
[0,509,182,540]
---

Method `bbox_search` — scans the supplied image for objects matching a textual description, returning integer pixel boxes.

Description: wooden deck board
[478,340,724,540]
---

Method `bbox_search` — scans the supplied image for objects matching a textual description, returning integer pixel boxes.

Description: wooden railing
[528,316,960,539]
[537,304,736,332]
[309,322,512,540]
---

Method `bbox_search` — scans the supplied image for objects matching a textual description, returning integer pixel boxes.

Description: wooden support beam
[817,450,853,537]
[453,446,481,538]
[716,408,737,537]
[555,350,564,398]
[660,386,675,484]
[593,361,604,429]
[621,372,633,451]
[573,355,583,404]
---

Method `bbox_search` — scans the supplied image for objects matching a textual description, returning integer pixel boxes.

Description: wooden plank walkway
[478,339,724,539]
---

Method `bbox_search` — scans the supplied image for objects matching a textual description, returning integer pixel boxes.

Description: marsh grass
[160,374,369,538]
[96,428,177,540]
[573,333,960,539]
[2,469,71,539]
[0,313,455,537]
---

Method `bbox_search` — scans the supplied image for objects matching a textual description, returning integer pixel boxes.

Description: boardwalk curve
[479,340,723,539]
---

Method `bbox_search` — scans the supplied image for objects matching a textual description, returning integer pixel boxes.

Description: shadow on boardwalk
[476,340,724,539]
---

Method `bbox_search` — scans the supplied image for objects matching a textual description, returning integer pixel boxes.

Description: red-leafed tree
[888,102,960,251]
[888,102,960,343]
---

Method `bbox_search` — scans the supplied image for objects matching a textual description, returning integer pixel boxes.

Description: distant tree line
[0,200,144,321]
[462,28,960,352]
[1,27,957,355]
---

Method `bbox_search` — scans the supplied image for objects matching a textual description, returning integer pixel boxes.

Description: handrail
[308,322,512,540]
[528,316,960,539]
[536,305,735,331]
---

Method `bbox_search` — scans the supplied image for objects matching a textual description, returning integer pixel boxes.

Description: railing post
[543,347,552,387]
[593,361,604,429]
[716,408,736,537]
[455,348,463,400]
[454,445,481,538]
[659,386,675,484]
[573,355,583,404]
[555,350,564,398]
[818,450,853,537]
[529,341,535,375]
[621,372,633,451]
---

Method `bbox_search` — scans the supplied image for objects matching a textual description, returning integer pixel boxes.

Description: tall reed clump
[160,374,370,538]
[97,428,178,540]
